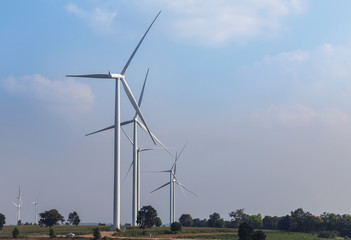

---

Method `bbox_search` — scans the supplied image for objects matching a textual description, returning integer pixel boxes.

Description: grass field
[0,225,345,239]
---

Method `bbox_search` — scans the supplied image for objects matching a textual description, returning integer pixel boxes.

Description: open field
[0,225,345,239]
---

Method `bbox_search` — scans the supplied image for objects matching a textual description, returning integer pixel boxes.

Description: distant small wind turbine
[32,195,39,224]
[66,11,161,230]
[12,186,23,223]
[150,144,198,225]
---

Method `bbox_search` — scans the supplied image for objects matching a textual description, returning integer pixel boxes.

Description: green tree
[68,211,81,226]
[238,222,253,240]
[93,227,101,239]
[262,216,278,229]
[49,228,56,238]
[39,209,64,227]
[0,213,5,230]
[170,222,182,232]
[154,217,162,227]
[192,218,208,227]
[229,209,250,227]
[208,212,224,228]
[252,230,266,240]
[137,205,158,229]
[12,227,19,238]
[179,214,193,227]
[249,214,263,229]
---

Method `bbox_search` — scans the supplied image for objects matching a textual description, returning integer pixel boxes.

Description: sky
[2,0,351,225]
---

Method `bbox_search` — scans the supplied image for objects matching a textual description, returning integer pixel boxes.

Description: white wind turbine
[12,186,23,224]
[150,145,197,225]
[86,68,174,226]
[66,11,161,230]
[32,196,39,225]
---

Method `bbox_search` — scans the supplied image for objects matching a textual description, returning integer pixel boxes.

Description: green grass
[0,226,344,239]
[0,225,111,238]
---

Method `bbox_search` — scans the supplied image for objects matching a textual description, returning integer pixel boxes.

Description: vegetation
[238,223,253,240]
[93,227,101,239]
[0,213,5,230]
[137,205,158,229]
[179,214,193,227]
[170,222,182,233]
[12,227,19,238]
[49,227,56,238]
[68,211,81,226]
[208,212,224,228]
[154,217,162,227]
[39,209,64,227]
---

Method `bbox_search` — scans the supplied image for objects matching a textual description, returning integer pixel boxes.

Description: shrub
[93,227,101,239]
[170,222,182,233]
[49,228,56,238]
[12,227,19,238]
[238,222,253,240]
[318,231,338,238]
[154,217,162,227]
[252,230,266,240]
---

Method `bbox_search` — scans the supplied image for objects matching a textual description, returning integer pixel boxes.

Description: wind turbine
[12,186,23,224]
[86,68,174,226]
[66,11,161,230]
[150,144,197,225]
[32,196,39,224]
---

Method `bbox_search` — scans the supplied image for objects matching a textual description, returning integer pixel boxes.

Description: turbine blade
[134,68,149,119]
[85,125,115,136]
[123,161,134,181]
[143,170,170,173]
[173,143,187,173]
[12,202,18,207]
[136,120,174,157]
[121,119,134,127]
[120,77,156,145]
[150,181,170,193]
[121,127,134,145]
[176,180,188,199]
[175,180,198,197]
[120,12,161,76]
[140,148,158,152]
[66,74,112,79]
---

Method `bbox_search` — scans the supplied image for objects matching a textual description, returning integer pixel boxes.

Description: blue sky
[2,0,351,225]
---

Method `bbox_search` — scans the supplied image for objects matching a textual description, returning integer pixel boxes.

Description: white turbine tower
[32,196,39,225]
[66,12,161,230]
[12,186,23,224]
[86,68,174,226]
[150,145,197,225]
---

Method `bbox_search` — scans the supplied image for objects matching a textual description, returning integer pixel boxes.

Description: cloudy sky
[2,0,351,225]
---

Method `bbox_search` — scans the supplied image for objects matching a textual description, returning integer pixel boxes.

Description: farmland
[0,225,344,239]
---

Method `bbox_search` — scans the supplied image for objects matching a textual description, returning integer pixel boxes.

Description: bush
[170,222,182,233]
[93,227,101,239]
[154,217,162,227]
[238,223,253,240]
[318,231,338,238]
[49,228,56,238]
[12,227,19,238]
[0,213,5,230]
[252,230,266,240]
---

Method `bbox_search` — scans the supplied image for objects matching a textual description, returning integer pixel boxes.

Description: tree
[238,222,253,240]
[12,227,19,238]
[262,216,278,229]
[248,214,263,229]
[170,222,182,232]
[68,211,81,226]
[137,205,158,229]
[252,230,266,240]
[192,218,208,227]
[0,213,5,230]
[179,214,193,227]
[229,209,250,227]
[39,209,64,227]
[93,227,101,239]
[154,217,162,227]
[208,212,224,228]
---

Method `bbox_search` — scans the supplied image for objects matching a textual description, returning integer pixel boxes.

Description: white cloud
[65,3,117,34]
[5,74,95,114]
[151,0,306,45]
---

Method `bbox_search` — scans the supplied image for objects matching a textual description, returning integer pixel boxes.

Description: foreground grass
[0,225,344,239]
[0,225,110,238]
